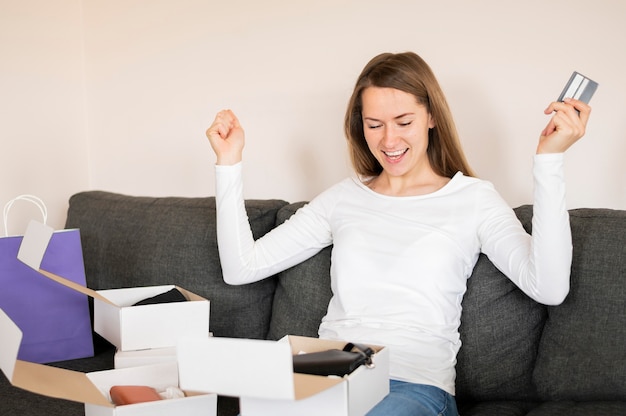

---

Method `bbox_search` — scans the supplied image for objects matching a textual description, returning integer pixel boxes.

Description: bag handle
[343,342,376,369]
[3,194,48,237]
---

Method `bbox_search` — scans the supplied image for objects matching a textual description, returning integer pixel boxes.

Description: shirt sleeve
[477,153,571,305]
[215,163,333,285]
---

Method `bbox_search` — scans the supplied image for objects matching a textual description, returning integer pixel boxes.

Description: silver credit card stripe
[565,73,584,99]
[574,78,590,100]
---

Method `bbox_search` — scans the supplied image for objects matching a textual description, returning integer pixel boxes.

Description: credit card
[557,71,598,104]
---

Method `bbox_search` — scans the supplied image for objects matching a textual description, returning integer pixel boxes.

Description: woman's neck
[366,168,451,197]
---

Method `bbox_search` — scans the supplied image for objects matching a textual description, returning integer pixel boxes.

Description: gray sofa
[1,190,625,416]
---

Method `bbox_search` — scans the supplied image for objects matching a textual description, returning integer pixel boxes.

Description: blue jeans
[367,380,459,416]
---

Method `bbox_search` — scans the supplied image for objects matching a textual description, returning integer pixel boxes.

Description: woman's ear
[428,113,436,129]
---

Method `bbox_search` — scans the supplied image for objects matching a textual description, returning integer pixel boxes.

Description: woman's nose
[382,126,397,146]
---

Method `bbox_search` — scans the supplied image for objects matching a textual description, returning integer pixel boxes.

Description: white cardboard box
[94,285,210,351]
[0,308,217,416]
[177,335,390,416]
[34,273,210,352]
[114,331,212,369]
[16,220,211,352]
[114,347,178,369]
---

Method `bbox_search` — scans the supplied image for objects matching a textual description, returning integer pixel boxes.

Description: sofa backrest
[532,207,626,401]
[65,191,288,340]
[455,205,546,402]
[266,202,333,341]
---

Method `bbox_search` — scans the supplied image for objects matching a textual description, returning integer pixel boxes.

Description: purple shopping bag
[0,228,94,363]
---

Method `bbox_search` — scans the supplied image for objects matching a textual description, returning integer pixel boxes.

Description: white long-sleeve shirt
[214,153,571,395]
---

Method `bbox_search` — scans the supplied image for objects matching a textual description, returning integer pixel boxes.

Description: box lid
[0,308,112,407]
[177,336,345,401]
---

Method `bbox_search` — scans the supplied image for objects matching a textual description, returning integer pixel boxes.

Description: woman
[205,52,591,416]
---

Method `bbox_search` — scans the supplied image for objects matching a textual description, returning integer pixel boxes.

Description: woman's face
[361,87,435,180]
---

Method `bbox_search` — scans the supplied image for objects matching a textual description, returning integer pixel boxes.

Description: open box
[16,221,210,352]
[177,335,390,416]
[93,284,209,351]
[0,308,217,416]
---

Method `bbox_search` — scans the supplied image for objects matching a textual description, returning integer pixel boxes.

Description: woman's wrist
[215,153,243,166]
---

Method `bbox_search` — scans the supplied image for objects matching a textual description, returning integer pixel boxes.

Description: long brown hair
[344,52,474,178]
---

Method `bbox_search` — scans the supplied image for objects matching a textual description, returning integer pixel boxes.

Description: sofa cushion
[455,205,545,402]
[525,401,626,416]
[267,202,333,340]
[65,191,288,340]
[532,208,626,401]
[457,400,538,416]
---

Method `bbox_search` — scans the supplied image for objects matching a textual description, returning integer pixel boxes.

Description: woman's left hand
[537,98,591,154]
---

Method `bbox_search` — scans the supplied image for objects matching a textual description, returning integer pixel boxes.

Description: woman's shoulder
[311,177,364,202]
[313,177,364,194]
[437,171,497,195]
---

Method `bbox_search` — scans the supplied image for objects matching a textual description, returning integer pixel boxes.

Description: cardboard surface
[14,360,111,406]
[0,307,112,407]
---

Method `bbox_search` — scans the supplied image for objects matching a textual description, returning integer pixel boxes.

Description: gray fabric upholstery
[458,401,538,416]
[456,254,546,401]
[532,208,626,401]
[456,205,545,402]
[65,191,288,340]
[525,401,626,416]
[267,202,333,340]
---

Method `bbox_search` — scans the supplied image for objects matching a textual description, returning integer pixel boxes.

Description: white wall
[1,0,88,232]
[2,0,625,232]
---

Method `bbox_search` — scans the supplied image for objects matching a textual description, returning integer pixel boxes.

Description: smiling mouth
[382,149,408,160]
